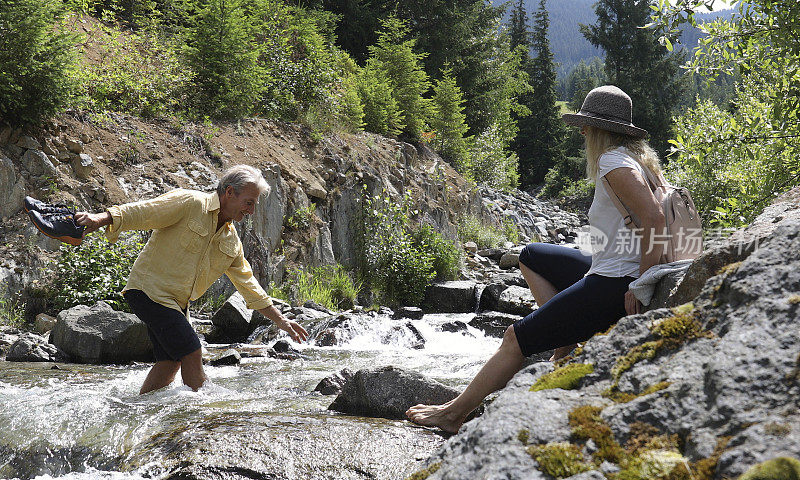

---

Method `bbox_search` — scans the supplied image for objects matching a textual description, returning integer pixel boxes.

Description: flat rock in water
[422,281,477,313]
[392,306,424,320]
[209,348,241,366]
[470,311,519,337]
[329,366,459,420]
[50,301,152,364]
[7,333,68,363]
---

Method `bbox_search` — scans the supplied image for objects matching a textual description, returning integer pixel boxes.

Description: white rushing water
[0,313,501,480]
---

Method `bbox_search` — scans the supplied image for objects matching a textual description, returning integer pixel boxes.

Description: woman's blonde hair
[584,126,662,180]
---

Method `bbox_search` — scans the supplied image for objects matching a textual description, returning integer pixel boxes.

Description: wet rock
[471,311,519,337]
[422,281,477,313]
[314,368,354,395]
[329,366,459,420]
[405,322,425,349]
[34,313,57,334]
[393,306,424,320]
[303,300,332,314]
[210,292,268,342]
[314,328,340,346]
[209,348,241,366]
[496,286,536,316]
[50,301,153,364]
[271,339,300,356]
[441,320,469,333]
[7,333,68,362]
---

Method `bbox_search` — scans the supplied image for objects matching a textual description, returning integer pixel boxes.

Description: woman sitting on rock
[407,85,667,433]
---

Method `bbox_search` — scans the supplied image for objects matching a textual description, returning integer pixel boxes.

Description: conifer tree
[510,0,566,188]
[0,0,78,126]
[581,0,686,155]
[431,68,471,170]
[185,0,261,119]
[366,17,431,139]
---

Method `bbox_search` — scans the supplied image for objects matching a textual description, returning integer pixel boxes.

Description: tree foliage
[0,0,78,126]
[430,68,471,170]
[511,0,567,188]
[581,0,687,156]
[653,0,800,228]
[184,0,262,119]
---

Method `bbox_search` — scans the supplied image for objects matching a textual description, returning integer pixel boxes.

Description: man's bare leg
[180,348,207,391]
[140,360,180,395]
[519,263,576,361]
[406,326,525,433]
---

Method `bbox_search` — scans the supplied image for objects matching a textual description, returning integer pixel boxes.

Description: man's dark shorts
[123,289,201,362]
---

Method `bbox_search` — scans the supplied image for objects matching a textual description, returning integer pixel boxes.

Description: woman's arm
[604,167,665,314]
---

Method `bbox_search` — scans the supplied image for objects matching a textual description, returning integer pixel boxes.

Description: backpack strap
[601,176,641,229]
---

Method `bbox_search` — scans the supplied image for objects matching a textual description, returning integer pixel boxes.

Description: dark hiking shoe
[28,210,85,246]
[24,196,74,215]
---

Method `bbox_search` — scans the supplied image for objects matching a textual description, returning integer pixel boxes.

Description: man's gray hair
[216,165,270,197]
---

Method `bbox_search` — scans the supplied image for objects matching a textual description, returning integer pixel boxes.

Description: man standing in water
[74,165,308,394]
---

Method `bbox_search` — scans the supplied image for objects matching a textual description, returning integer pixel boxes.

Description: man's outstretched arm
[74,211,112,234]
[257,304,309,343]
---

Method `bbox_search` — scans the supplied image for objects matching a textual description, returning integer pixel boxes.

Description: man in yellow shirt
[75,165,308,394]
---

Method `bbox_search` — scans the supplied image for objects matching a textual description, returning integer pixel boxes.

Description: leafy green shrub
[457,215,508,249]
[73,22,189,118]
[0,297,26,328]
[359,188,435,307]
[48,232,144,313]
[410,225,463,281]
[540,156,595,213]
[0,0,78,125]
[284,264,361,311]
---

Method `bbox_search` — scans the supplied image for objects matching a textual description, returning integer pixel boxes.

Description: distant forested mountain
[494,0,736,78]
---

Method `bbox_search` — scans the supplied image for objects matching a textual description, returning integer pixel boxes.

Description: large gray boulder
[50,301,153,364]
[7,333,68,362]
[329,366,459,420]
[422,281,477,313]
[413,194,800,480]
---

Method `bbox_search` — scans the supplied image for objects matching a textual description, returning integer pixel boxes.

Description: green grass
[556,100,573,115]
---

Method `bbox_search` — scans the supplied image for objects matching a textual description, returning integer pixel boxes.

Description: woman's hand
[625,289,641,315]
[273,316,309,343]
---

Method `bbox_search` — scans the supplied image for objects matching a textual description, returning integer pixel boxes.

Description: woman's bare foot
[549,343,578,362]
[406,402,465,434]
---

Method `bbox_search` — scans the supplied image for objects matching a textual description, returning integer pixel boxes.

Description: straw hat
[562,85,648,138]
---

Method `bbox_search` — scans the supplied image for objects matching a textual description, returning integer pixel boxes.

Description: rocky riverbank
[408,189,800,480]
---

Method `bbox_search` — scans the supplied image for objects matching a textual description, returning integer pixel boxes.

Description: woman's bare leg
[406,326,525,433]
[520,262,576,361]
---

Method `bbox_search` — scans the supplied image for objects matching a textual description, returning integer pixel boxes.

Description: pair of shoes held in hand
[25,196,86,246]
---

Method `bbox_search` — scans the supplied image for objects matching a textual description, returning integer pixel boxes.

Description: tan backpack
[602,166,703,263]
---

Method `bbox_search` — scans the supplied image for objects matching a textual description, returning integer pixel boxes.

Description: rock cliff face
[0,115,580,299]
[413,192,800,479]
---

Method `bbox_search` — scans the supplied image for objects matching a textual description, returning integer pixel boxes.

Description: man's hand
[625,289,642,316]
[273,316,309,343]
[74,211,112,234]
[258,304,309,343]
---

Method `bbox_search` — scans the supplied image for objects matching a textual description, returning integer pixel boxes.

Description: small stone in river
[210,349,241,366]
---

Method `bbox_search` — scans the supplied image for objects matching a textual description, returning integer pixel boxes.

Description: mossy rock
[527,442,592,478]
[530,363,594,392]
[738,457,800,480]
[406,462,441,480]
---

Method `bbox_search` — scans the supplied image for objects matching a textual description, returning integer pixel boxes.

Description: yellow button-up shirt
[105,188,273,313]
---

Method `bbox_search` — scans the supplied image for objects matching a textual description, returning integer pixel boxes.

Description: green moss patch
[738,457,800,480]
[602,381,672,403]
[527,442,592,478]
[517,429,530,444]
[405,462,441,480]
[717,261,743,276]
[568,405,626,463]
[788,295,800,305]
[666,436,731,480]
[530,363,594,392]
